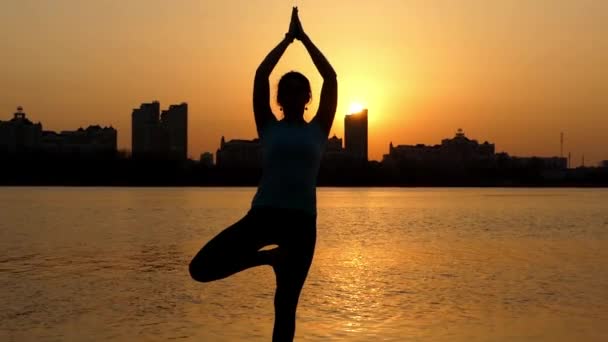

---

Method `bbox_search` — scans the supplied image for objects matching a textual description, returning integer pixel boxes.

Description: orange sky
[1,0,607,165]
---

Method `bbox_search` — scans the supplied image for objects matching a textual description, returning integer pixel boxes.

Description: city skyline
[0,106,117,156]
[1,105,606,187]
[2,104,602,168]
[1,1,607,165]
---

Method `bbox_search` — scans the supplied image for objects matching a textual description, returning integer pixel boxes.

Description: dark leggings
[189,207,317,342]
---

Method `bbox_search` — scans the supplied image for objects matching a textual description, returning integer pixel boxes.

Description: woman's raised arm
[294,10,337,136]
[253,10,299,136]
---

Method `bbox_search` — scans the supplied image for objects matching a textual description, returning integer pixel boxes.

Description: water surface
[1,188,607,341]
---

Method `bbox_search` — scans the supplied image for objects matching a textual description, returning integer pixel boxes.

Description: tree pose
[190,7,337,342]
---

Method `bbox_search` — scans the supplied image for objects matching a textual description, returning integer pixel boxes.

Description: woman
[189,7,337,342]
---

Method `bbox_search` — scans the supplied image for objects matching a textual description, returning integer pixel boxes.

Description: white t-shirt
[251,119,327,215]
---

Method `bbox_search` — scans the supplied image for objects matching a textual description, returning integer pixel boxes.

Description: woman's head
[277,71,311,119]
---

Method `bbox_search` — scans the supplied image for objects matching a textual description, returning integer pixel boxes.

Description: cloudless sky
[1,0,607,165]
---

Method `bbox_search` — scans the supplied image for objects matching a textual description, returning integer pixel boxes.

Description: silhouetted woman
[189,7,337,342]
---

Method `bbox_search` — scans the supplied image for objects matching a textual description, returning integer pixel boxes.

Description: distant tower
[568,152,571,169]
[582,154,585,167]
[456,128,465,138]
[344,108,368,161]
[14,106,26,120]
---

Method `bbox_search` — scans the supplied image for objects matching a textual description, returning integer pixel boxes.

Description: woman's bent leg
[189,210,275,283]
[189,208,317,342]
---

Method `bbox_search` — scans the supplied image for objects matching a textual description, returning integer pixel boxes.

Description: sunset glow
[347,102,365,115]
[0,0,606,165]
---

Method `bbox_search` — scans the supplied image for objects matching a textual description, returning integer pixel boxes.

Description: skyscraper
[131,101,188,159]
[344,108,368,161]
[161,103,188,160]
[131,101,163,157]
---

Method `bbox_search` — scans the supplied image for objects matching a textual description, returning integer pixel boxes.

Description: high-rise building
[132,101,188,159]
[344,109,368,161]
[132,101,162,157]
[161,103,188,160]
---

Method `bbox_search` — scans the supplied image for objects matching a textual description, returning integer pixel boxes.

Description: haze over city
[1,0,607,165]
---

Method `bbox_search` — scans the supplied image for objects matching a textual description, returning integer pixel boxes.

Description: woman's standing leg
[272,215,317,342]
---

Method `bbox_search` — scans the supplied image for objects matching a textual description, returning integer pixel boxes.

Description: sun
[348,102,365,115]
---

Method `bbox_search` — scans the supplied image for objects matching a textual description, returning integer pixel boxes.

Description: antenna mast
[560,132,564,158]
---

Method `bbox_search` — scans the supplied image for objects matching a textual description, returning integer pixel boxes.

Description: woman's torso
[251,119,327,215]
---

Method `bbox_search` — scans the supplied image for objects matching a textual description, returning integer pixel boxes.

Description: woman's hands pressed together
[287,7,307,42]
